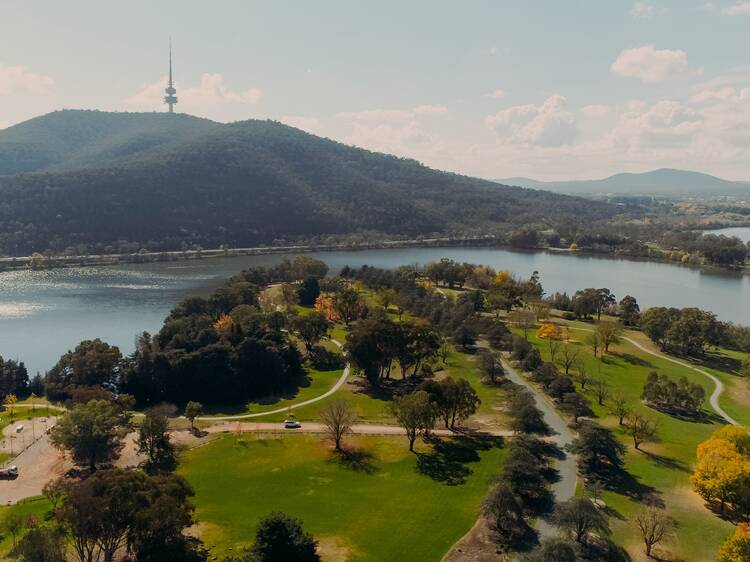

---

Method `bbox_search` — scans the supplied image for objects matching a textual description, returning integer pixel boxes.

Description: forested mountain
[0,110,219,175]
[0,111,619,256]
[497,168,750,197]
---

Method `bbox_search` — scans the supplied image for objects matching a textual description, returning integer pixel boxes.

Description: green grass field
[0,497,52,558]
[178,433,505,562]
[518,319,738,561]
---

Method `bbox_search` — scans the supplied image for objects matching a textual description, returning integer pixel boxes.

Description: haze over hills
[497,169,750,198]
[0,110,618,256]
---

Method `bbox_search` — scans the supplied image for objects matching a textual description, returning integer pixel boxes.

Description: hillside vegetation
[0,110,618,256]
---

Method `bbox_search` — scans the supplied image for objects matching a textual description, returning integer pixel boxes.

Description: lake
[1,247,748,374]
[705,226,750,243]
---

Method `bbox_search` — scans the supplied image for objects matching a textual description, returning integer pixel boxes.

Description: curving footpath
[571,327,738,426]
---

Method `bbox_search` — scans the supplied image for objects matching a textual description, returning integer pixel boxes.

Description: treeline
[661,231,749,267]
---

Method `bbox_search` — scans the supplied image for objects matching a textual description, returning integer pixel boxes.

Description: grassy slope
[519,319,737,561]
[0,497,51,557]
[178,433,505,562]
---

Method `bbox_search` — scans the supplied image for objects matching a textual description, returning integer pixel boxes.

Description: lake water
[1,247,748,374]
[706,226,750,243]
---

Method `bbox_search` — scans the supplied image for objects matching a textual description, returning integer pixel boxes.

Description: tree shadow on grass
[331,447,379,475]
[688,351,742,375]
[642,450,690,473]
[416,434,503,486]
[602,467,663,507]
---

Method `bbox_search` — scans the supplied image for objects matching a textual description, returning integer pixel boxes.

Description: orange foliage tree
[315,294,340,322]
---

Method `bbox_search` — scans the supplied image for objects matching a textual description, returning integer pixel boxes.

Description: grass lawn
[0,497,51,558]
[516,319,737,561]
[0,407,53,434]
[178,433,505,562]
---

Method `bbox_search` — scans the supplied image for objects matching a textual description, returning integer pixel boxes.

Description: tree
[609,394,631,425]
[691,432,750,514]
[478,351,504,384]
[138,404,177,472]
[635,507,674,558]
[592,378,610,406]
[50,399,131,472]
[561,393,593,424]
[569,423,625,476]
[625,411,658,451]
[185,401,203,431]
[521,538,578,562]
[297,276,321,306]
[619,295,640,326]
[717,523,750,562]
[16,527,67,562]
[333,286,364,326]
[558,346,580,375]
[573,360,591,390]
[553,496,610,544]
[585,333,600,358]
[319,400,356,451]
[482,483,528,543]
[595,321,623,354]
[45,339,123,401]
[453,323,477,350]
[390,391,436,451]
[420,378,480,429]
[1,510,25,549]
[250,512,321,562]
[292,312,330,355]
[3,393,17,422]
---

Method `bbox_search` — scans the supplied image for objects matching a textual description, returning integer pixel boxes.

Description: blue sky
[1,0,749,180]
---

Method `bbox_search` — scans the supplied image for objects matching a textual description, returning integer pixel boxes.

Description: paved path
[571,327,738,426]
[501,358,577,539]
[201,421,512,438]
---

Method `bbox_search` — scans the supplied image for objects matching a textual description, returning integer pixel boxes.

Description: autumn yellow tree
[537,323,562,340]
[494,269,512,285]
[691,429,750,514]
[717,523,750,562]
[3,393,17,422]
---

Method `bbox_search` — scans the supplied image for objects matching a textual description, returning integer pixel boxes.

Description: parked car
[283,418,302,429]
[14,425,23,433]
[0,466,18,479]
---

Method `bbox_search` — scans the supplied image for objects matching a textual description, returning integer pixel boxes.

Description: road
[501,358,577,538]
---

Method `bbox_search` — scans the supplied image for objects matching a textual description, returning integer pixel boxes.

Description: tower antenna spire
[164,38,178,113]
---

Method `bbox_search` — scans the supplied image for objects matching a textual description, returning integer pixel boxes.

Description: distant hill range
[498,169,750,197]
[0,110,618,256]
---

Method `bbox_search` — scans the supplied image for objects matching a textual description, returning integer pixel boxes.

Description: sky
[1,0,749,181]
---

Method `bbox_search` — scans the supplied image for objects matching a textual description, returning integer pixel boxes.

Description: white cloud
[630,1,656,18]
[610,100,702,149]
[722,2,750,14]
[611,45,690,82]
[580,104,611,117]
[486,94,578,147]
[336,109,413,122]
[279,115,321,133]
[124,73,262,113]
[337,104,448,122]
[413,104,448,115]
[0,64,54,96]
[691,87,737,102]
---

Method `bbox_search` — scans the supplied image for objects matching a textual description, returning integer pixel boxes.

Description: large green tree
[50,399,132,472]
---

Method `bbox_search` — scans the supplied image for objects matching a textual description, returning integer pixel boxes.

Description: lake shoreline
[2,236,748,277]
